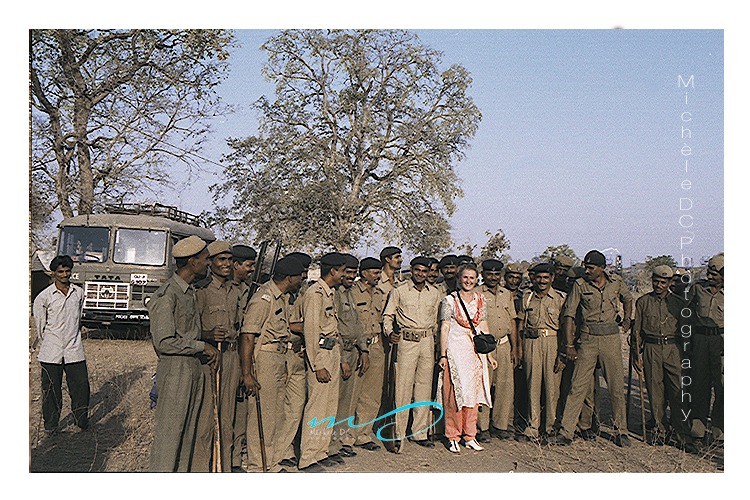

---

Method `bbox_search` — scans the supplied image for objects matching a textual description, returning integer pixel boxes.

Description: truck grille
[84,282,130,309]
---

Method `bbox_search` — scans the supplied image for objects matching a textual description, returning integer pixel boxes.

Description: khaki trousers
[246,349,287,470]
[559,333,627,440]
[273,348,307,464]
[149,356,204,472]
[477,339,514,432]
[523,335,562,437]
[350,339,386,445]
[394,335,434,443]
[329,348,361,453]
[643,342,689,435]
[194,350,241,472]
[298,345,341,469]
[232,397,247,467]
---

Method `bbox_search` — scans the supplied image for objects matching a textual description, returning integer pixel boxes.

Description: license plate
[131,273,148,285]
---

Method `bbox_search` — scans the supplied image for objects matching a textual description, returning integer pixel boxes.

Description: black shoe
[477,430,492,443]
[355,441,381,451]
[614,434,631,448]
[299,463,325,472]
[338,446,357,457]
[514,434,531,442]
[580,428,597,441]
[319,456,340,467]
[680,440,699,454]
[280,457,298,468]
[412,439,436,448]
[231,466,246,473]
[387,439,402,454]
[547,433,572,446]
[278,468,289,473]
[490,427,514,440]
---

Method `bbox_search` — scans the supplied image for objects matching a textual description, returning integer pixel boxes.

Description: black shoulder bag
[455,292,497,354]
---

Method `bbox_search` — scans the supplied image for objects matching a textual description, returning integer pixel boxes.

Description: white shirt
[33,283,85,364]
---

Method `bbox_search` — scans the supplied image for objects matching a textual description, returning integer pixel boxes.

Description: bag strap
[454,291,479,336]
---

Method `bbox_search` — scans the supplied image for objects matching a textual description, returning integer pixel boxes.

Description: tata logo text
[307,401,443,441]
[94,275,122,281]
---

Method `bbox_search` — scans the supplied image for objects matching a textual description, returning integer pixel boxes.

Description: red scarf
[453,292,484,329]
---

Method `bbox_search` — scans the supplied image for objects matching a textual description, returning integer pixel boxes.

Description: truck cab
[57,203,215,327]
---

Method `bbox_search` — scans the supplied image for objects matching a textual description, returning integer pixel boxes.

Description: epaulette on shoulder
[554,288,567,299]
[260,293,272,303]
[153,282,170,298]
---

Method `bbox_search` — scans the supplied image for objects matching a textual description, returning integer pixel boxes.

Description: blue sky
[174,29,723,265]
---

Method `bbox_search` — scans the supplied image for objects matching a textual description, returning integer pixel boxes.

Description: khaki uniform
[242,280,290,470]
[329,285,368,452]
[383,280,440,445]
[689,281,724,435]
[298,279,341,469]
[273,283,309,465]
[558,273,631,440]
[231,280,251,469]
[634,291,690,435]
[148,274,206,472]
[477,284,519,433]
[518,287,566,437]
[194,275,243,472]
[348,279,389,445]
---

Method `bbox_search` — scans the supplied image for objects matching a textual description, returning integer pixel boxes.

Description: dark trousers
[691,334,723,431]
[40,361,90,431]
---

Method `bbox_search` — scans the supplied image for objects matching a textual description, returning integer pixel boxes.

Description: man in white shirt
[33,255,89,434]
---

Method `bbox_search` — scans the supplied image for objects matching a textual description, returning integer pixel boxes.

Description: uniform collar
[173,273,191,293]
[318,278,334,296]
[209,274,231,290]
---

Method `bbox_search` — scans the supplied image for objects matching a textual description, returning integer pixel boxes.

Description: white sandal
[449,440,461,453]
[465,439,484,451]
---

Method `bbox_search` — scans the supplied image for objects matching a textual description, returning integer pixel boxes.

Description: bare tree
[31,29,234,218]
[212,30,481,253]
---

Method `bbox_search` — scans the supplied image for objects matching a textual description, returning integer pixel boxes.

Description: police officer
[194,241,244,471]
[380,246,403,288]
[229,244,256,471]
[241,256,305,471]
[504,263,527,431]
[515,263,566,442]
[382,256,441,452]
[348,257,389,451]
[549,250,633,447]
[633,265,695,449]
[298,253,347,471]
[328,254,368,461]
[148,235,219,472]
[275,252,313,468]
[552,255,575,293]
[688,254,724,442]
[438,254,459,295]
[476,258,521,442]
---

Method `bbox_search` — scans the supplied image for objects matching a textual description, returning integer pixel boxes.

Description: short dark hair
[50,255,74,271]
[321,263,345,278]
[175,256,190,269]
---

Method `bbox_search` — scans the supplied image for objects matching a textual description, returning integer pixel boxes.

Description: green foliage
[645,255,677,269]
[31,29,234,217]
[479,229,511,261]
[534,244,578,263]
[212,29,481,252]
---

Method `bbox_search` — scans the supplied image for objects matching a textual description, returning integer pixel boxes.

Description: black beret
[439,254,459,267]
[379,246,402,260]
[583,250,607,267]
[427,257,439,266]
[231,244,257,261]
[531,262,555,274]
[274,256,305,277]
[342,253,359,269]
[481,259,504,272]
[410,256,431,268]
[320,252,346,267]
[359,257,383,271]
[285,252,312,268]
[457,255,474,265]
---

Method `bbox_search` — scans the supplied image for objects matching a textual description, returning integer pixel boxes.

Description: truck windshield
[113,228,167,266]
[59,226,110,263]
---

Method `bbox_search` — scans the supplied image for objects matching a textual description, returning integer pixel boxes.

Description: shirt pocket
[206,304,228,330]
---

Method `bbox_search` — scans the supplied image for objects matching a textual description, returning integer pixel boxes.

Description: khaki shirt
[335,285,367,351]
[303,279,339,371]
[519,288,567,331]
[563,273,631,334]
[351,280,387,339]
[195,275,243,342]
[234,280,251,318]
[689,281,724,328]
[147,273,205,356]
[242,280,289,344]
[478,284,519,339]
[286,281,310,352]
[382,280,440,335]
[634,291,684,338]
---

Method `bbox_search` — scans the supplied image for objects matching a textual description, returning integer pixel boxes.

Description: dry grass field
[28,336,722,473]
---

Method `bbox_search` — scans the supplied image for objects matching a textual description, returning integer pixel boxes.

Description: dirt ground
[28,337,723,473]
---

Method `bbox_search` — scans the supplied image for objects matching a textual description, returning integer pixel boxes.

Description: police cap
[583,250,607,267]
[481,259,504,272]
[379,246,402,261]
[286,252,312,268]
[274,256,305,277]
[173,235,207,258]
[652,265,674,279]
[359,257,383,271]
[410,256,431,268]
[320,252,346,267]
[231,244,257,261]
[207,240,232,257]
